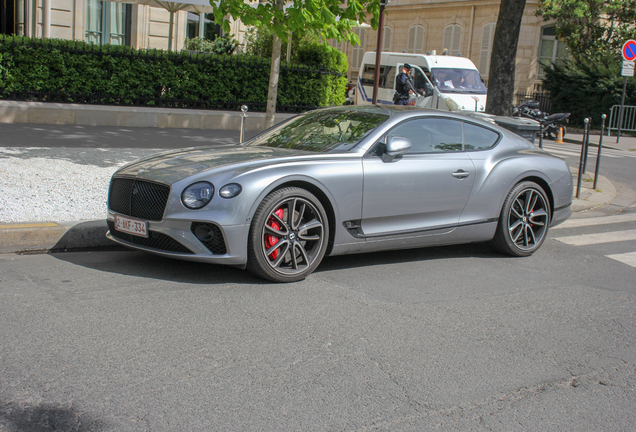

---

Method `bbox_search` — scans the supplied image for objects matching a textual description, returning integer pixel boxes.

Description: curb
[0,220,117,254]
[0,169,618,255]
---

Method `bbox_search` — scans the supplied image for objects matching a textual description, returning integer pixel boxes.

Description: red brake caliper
[265,208,284,260]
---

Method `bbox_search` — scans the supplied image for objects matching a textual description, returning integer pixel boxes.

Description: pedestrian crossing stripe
[553,213,636,229]
[606,252,636,267]
[542,144,636,159]
[553,229,636,246]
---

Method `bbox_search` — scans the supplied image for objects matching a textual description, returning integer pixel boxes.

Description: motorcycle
[512,101,570,140]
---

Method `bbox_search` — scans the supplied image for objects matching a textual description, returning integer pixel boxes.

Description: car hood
[114,144,318,184]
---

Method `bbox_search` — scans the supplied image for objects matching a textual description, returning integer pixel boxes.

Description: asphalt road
[1,124,636,431]
[1,222,636,431]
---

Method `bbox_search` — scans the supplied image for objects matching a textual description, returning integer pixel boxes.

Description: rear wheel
[490,181,551,257]
[247,187,329,283]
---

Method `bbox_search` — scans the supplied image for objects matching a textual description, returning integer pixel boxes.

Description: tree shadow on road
[0,400,105,432]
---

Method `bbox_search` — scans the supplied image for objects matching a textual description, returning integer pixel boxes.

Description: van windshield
[431,68,487,94]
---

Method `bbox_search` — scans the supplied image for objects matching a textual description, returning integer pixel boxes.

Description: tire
[247,187,329,283]
[490,181,551,257]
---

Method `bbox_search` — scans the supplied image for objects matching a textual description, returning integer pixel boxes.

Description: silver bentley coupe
[106,106,573,282]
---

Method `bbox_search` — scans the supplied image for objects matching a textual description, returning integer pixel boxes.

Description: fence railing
[607,105,636,136]
[514,91,551,113]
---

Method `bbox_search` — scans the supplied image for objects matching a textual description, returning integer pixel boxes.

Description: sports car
[106,105,573,282]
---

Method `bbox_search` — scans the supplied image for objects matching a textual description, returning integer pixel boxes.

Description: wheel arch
[515,175,555,221]
[247,177,338,257]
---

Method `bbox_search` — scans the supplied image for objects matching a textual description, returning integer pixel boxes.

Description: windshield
[248,109,389,153]
[431,68,487,94]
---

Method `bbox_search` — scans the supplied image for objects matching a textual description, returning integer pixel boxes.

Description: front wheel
[247,187,329,283]
[490,181,551,257]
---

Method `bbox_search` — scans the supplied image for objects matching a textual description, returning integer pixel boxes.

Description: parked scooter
[513,101,570,140]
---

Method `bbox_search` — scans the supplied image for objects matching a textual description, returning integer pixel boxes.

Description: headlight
[181,181,214,209]
[445,97,461,112]
[219,183,242,199]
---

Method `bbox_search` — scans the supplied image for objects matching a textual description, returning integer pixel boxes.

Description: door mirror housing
[383,136,411,162]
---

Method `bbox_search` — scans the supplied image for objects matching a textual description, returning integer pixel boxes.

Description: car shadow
[51,241,504,285]
[317,242,504,274]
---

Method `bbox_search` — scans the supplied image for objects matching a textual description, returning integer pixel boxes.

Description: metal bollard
[593,114,606,190]
[582,117,591,174]
[576,118,589,199]
[239,105,248,143]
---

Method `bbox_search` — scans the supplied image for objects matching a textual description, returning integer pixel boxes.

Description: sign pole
[618,40,636,143]
[372,0,387,105]
[617,76,627,143]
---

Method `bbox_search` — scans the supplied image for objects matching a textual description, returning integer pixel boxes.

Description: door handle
[452,169,470,179]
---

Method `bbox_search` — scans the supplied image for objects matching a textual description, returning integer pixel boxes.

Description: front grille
[191,222,227,255]
[108,221,193,254]
[108,178,170,221]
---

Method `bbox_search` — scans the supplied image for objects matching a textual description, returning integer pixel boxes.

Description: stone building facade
[334,0,566,94]
[0,0,248,51]
[1,0,565,94]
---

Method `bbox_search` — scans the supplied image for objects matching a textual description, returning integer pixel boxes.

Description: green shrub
[542,53,636,127]
[184,35,239,55]
[0,35,345,111]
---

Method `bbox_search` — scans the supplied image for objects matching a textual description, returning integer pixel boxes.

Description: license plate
[114,215,148,238]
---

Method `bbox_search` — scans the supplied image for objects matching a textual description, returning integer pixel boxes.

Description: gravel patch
[0,148,159,223]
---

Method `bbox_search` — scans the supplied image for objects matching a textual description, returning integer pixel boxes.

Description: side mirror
[383,136,411,162]
[424,83,434,97]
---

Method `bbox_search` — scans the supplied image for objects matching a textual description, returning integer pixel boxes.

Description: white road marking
[606,252,636,268]
[543,147,619,158]
[552,213,636,229]
[554,229,636,246]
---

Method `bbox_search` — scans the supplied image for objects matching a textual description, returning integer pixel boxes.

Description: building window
[85,0,131,46]
[330,38,343,51]
[407,25,424,54]
[351,27,366,69]
[538,25,568,77]
[382,27,391,52]
[443,24,462,56]
[479,23,495,76]
[187,12,222,40]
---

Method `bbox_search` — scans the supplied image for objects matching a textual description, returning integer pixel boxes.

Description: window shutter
[352,28,366,69]
[443,25,453,52]
[408,27,416,53]
[479,23,495,75]
[451,25,461,55]
[415,26,424,53]
[383,27,392,52]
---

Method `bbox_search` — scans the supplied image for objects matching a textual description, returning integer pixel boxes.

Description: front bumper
[106,211,250,266]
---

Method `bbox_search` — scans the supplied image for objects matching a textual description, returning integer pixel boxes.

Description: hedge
[0,35,348,112]
[542,56,636,128]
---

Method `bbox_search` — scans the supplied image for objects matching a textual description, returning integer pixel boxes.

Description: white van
[356,52,487,112]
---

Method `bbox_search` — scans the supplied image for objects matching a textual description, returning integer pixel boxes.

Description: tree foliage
[536,0,636,60]
[542,53,636,126]
[212,0,380,46]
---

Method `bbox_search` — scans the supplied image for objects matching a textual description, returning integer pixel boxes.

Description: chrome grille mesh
[108,178,170,221]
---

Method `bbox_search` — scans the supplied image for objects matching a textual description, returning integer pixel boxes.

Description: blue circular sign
[622,40,636,61]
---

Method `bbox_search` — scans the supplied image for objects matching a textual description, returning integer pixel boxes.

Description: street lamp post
[371,0,388,105]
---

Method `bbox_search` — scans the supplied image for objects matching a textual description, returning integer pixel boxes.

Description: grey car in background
[106,106,573,282]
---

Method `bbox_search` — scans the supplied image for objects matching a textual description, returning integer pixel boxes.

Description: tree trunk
[485,0,527,116]
[265,0,284,129]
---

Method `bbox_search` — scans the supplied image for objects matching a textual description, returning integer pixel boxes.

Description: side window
[464,123,499,150]
[411,68,431,94]
[361,65,395,89]
[388,118,463,153]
